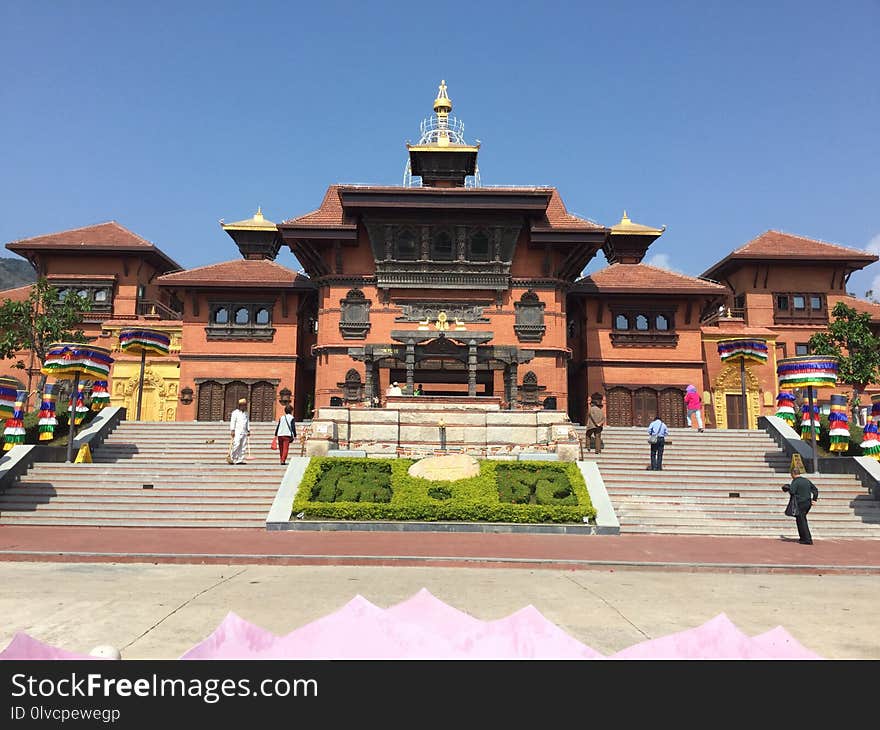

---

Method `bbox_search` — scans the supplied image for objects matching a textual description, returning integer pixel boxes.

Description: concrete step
[0,515,266,528]
[0,502,269,514]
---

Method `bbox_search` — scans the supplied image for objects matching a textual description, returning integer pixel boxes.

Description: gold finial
[255,206,264,221]
[433,79,452,114]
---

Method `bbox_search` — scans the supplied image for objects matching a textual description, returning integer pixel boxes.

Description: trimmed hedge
[292,457,596,524]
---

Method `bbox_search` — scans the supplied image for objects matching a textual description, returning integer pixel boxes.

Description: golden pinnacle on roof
[221,206,277,232]
[611,210,666,236]
[433,79,452,114]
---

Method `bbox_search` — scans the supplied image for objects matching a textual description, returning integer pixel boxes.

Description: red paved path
[1,526,879,573]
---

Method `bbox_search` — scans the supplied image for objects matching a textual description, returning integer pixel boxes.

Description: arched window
[636,314,649,331]
[396,230,417,260]
[655,314,669,331]
[93,289,108,303]
[615,314,629,330]
[432,231,453,261]
[468,231,490,261]
[214,307,229,324]
[234,307,249,325]
[255,308,270,325]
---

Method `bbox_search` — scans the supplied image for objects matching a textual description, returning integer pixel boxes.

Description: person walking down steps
[228,398,250,465]
[274,404,297,466]
[647,414,669,471]
[685,385,705,432]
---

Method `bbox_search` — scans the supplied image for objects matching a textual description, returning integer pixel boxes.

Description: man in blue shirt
[647,415,669,471]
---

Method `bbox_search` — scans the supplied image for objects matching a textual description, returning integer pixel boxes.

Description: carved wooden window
[207,301,275,340]
[197,381,224,421]
[610,309,677,347]
[338,368,363,403]
[339,288,371,339]
[520,370,544,405]
[514,290,546,342]
[52,281,114,314]
[774,292,827,323]
[432,230,454,261]
[468,231,490,261]
[396,229,417,260]
[250,381,276,422]
[606,387,633,427]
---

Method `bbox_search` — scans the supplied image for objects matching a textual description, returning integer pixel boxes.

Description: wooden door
[224,381,249,421]
[197,381,223,421]
[726,394,746,429]
[606,387,633,426]
[633,388,658,427]
[250,381,276,422]
[659,388,686,428]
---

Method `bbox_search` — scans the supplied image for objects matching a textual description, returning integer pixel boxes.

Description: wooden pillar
[406,343,415,395]
[467,341,477,397]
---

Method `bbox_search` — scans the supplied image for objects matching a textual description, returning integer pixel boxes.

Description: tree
[0,277,91,400]
[808,302,880,418]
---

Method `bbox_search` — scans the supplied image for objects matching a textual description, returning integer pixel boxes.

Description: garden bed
[291,458,596,524]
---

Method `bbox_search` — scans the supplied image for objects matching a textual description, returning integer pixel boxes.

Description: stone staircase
[577,426,880,538]
[0,421,297,528]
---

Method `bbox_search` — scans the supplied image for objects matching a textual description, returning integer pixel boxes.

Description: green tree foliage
[0,277,91,376]
[808,301,880,391]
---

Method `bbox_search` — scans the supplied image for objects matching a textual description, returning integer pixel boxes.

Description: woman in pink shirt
[685,385,704,432]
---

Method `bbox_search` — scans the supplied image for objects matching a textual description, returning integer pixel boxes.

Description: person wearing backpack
[274,404,297,466]
[646,414,669,471]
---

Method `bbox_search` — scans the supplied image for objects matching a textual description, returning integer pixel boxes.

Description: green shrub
[292,457,596,524]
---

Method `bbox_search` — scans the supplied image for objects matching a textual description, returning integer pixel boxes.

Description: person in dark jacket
[782,466,819,544]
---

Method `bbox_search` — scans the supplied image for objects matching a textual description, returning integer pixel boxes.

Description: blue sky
[1,1,878,295]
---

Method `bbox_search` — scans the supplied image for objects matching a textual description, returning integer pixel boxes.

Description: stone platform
[306,403,580,459]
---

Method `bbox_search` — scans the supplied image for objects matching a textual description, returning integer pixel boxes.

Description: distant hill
[0,257,36,292]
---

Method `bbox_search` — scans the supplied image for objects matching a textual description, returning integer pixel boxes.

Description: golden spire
[433,79,452,114]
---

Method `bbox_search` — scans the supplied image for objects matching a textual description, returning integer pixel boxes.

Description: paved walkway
[1,525,880,573]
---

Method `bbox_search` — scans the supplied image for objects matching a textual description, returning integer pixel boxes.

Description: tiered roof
[572,263,728,295]
[155,259,313,289]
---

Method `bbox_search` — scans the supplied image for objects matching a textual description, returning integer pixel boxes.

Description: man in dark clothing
[782,467,819,544]
[585,393,605,454]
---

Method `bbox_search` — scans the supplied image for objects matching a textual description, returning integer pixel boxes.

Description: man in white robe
[229,398,250,464]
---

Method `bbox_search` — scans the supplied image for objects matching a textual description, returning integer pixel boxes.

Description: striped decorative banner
[90,380,110,411]
[3,390,26,451]
[72,383,89,426]
[828,394,850,453]
[864,396,880,460]
[717,338,769,364]
[774,392,797,426]
[41,343,114,380]
[37,381,58,441]
[800,404,820,439]
[0,377,18,420]
[119,329,171,356]
[777,356,839,389]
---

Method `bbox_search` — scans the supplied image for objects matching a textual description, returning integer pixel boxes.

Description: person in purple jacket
[684,385,704,432]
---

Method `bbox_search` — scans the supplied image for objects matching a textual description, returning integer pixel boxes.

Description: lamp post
[717,339,769,429]
[777,355,839,475]
[118,329,171,421]
[41,343,114,463]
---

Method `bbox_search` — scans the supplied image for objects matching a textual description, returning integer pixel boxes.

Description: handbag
[648,434,658,444]
[784,493,800,517]
[271,436,278,451]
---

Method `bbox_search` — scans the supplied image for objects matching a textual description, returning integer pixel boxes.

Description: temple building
[2,81,878,426]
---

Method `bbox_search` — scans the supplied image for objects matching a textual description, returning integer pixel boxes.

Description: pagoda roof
[0,284,33,302]
[155,258,314,290]
[703,230,877,279]
[282,185,603,232]
[838,295,880,323]
[5,221,181,272]
[572,263,729,296]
